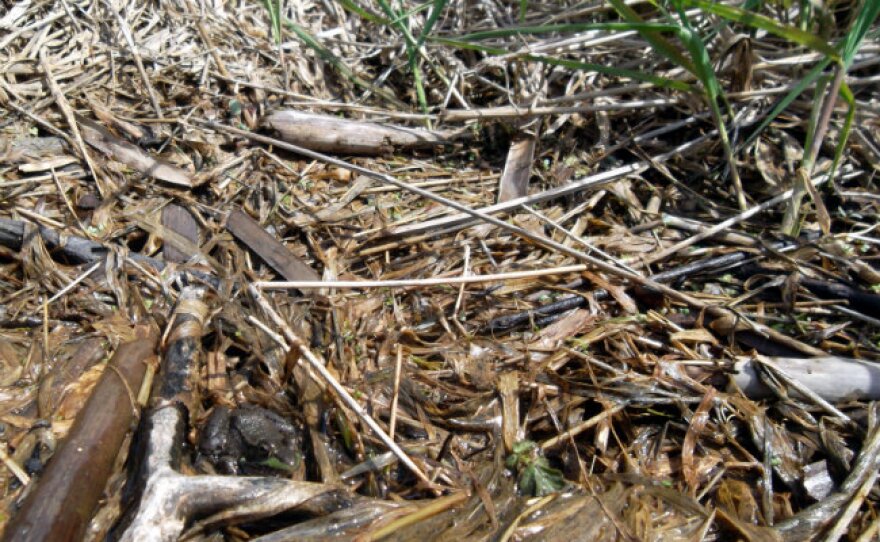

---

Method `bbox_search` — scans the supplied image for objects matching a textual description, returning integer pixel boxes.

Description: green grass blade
[417,0,448,48]
[336,0,389,25]
[456,22,680,41]
[388,1,436,27]
[607,0,695,74]
[375,0,430,116]
[827,82,856,187]
[801,75,829,171]
[525,54,694,92]
[284,19,406,108]
[260,0,282,44]
[738,58,832,152]
[840,0,880,65]
[681,0,840,61]
[671,0,745,209]
[428,36,508,54]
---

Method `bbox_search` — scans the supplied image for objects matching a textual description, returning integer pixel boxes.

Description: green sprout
[506,440,565,497]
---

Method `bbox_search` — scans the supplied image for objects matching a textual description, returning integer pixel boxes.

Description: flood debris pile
[1,0,880,540]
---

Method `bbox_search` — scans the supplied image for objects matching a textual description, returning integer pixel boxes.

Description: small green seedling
[506,440,564,497]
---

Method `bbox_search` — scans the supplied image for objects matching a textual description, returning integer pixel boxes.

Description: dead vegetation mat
[1,0,880,540]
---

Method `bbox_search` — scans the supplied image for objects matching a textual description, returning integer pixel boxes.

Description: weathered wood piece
[497,135,536,203]
[732,356,880,402]
[161,204,200,263]
[78,116,191,187]
[263,110,451,155]
[3,325,158,542]
[226,208,320,283]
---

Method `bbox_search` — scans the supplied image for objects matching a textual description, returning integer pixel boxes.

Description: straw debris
[1,0,879,540]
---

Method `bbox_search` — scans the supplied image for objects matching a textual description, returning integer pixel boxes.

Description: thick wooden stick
[3,325,158,542]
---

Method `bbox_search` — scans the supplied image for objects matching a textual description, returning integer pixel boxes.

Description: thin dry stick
[187,1,231,78]
[205,121,825,357]
[39,52,109,198]
[541,404,625,450]
[389,344,403,441]
[108,2,164,119]
[440,97,680,121]
[497,494,558,542]
[255,264,587,289]
[249,286,432,485]
[50,168,88,235]
[520,204,638,274]
[452,243,471,316]
[40,261,101,309]
[0,443,30,486]
[821,466,880,542]
[641,168,860,267]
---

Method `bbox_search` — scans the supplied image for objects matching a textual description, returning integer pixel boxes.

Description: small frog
[199,405,303,476]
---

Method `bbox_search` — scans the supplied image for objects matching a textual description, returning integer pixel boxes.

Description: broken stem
[249,285,433,486]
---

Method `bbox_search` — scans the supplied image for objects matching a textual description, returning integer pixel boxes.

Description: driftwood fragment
[161,204,200,264]
[226,208,320,284]
[731,356,880,402]
[263,110,452,155]
[78,117,191,187]
[497,135,536,203]
[3,325,158,542]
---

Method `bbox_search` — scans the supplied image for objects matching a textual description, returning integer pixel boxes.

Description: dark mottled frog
[199,405,303,476]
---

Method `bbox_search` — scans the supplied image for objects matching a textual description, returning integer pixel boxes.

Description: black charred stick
[800,277,880,318]
[484,248,769,333]
[0,217,220,289]
[0,217,118,264]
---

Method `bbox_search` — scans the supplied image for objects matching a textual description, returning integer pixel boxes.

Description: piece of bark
[161,204,200,263]
[498,373,520,454]
[497,135,536,203]
[77,116,191,187]
[263,110,452,155]
[3,325,159,542]
[37,336,107,418]
[226,208,320,284]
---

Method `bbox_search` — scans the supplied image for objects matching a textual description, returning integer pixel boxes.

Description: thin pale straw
[255,264,587,290]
